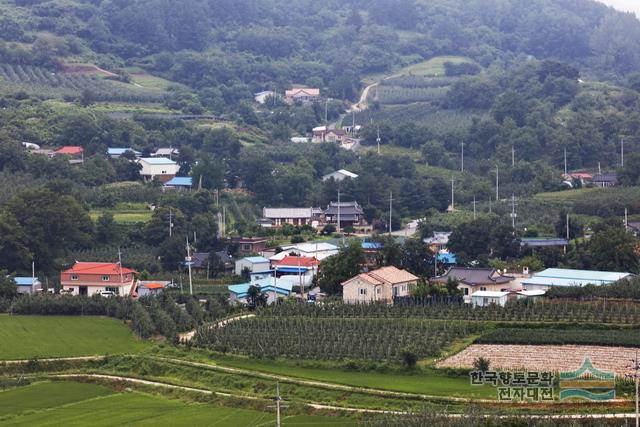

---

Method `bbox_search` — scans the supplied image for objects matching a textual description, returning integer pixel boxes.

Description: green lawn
[396,55,474,77]
[0,382,357,426]
[90,203,153,224]
[0,382,113,417]
[0,315,148,359]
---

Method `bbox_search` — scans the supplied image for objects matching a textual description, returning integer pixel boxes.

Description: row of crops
[260,300,640,324]
[193,317,482,361]
[371,85,449,105]
[0,64,165,102]
[380,75,457,88]
[476,327,640,347]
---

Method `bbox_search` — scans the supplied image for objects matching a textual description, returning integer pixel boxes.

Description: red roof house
[60,262,137,297]
[55,146,84,155]
[273,255,320,269]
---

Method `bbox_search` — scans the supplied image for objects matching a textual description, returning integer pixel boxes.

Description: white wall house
[138,157,180,182]
[471,291,511,307]
[235,256,271,276]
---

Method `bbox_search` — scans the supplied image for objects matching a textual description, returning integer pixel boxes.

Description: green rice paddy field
[0,315,148,360]
[0,382,353,426]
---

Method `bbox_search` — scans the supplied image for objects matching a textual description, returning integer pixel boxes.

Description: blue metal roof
[437,252,457,264]
[14,277,39,286]
[108,147,140,155]
[140,157,177,165]
[164,177,193,187]
[362,242,383,250]
[228,278,293,297]
[276,267,309,274]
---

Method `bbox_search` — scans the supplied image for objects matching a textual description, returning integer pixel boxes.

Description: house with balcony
[60,262,137,297]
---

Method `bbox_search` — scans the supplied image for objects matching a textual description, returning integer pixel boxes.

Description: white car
[98,291,116,297]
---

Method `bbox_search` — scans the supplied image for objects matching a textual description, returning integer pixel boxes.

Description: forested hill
[2,0,640,104]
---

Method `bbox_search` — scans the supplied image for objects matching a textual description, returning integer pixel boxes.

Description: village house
[431,267,515,303]
[235,256,271,277]
[285,88,320,104]
[312,127,347,143]
[322,169,359,182]
[261,207,319,228]
[270,242,339,262]
[151,148,180,159]
[254,90,276,104]
[341,266,419,304]
[471,290,512,307]
[54,146,84,164]
[163,176,193,191]
[60,262,137,297]
[424,231,452,252]
[14,277,42,295]
[228,277,293,305]
[137,281,170,297]
[323,201,366,229]
[107,147,141,159]
[138,157,181,182]
[231,236,268,255]
[592,172,618,188]
[272,255,320,288]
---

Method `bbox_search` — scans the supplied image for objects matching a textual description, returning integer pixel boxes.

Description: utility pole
[622,138,625,167]
[389,191,393,235]
[489,196,492,215]
[186,237,193,295]
[626,350,640,427]
[473,195,477,220]
[495,166,499,202]
[376,126,381,155]
[266,382,287,427]
[461,141,464,172]
[598,162,602,175]
[169,208,173,238]
[511,145,515,167]
[510,194,517,229]
[337,191,341,234]
[222,206,226,237]
[450,177,455,211]
[566,213,570,241]
[118,247,124,288]
[625,208,629,230]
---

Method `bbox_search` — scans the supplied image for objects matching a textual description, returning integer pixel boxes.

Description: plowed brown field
[438,344,640,376]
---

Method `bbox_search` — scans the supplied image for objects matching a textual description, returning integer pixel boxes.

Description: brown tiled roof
[368,266,419,284]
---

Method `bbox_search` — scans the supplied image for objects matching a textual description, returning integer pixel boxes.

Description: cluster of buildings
[14,261,171,298]
[562,172,618,188]
[254,87,321,105]
[259,191,367,231]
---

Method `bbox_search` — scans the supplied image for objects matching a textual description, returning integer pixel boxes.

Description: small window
[71,275,79,281]
[359,288,367,295]
[102,275,110,281]
[464,288,469,295]
[480,287,487,291]
[376,288,381,294]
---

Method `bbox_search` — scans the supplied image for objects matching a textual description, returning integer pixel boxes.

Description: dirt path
[349,82,378,112]
[178,313,256,342]
[43,374,639,419]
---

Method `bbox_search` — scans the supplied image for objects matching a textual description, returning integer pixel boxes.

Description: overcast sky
[598,0,640,16]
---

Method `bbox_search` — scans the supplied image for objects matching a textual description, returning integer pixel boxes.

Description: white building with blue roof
[522,268,633,290]
[14,277,42,295]
[235,256,271,277]
[228,277,293,305]
[164,176,193,190]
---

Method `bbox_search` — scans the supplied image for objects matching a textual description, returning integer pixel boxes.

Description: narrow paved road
[178,313,256,342]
